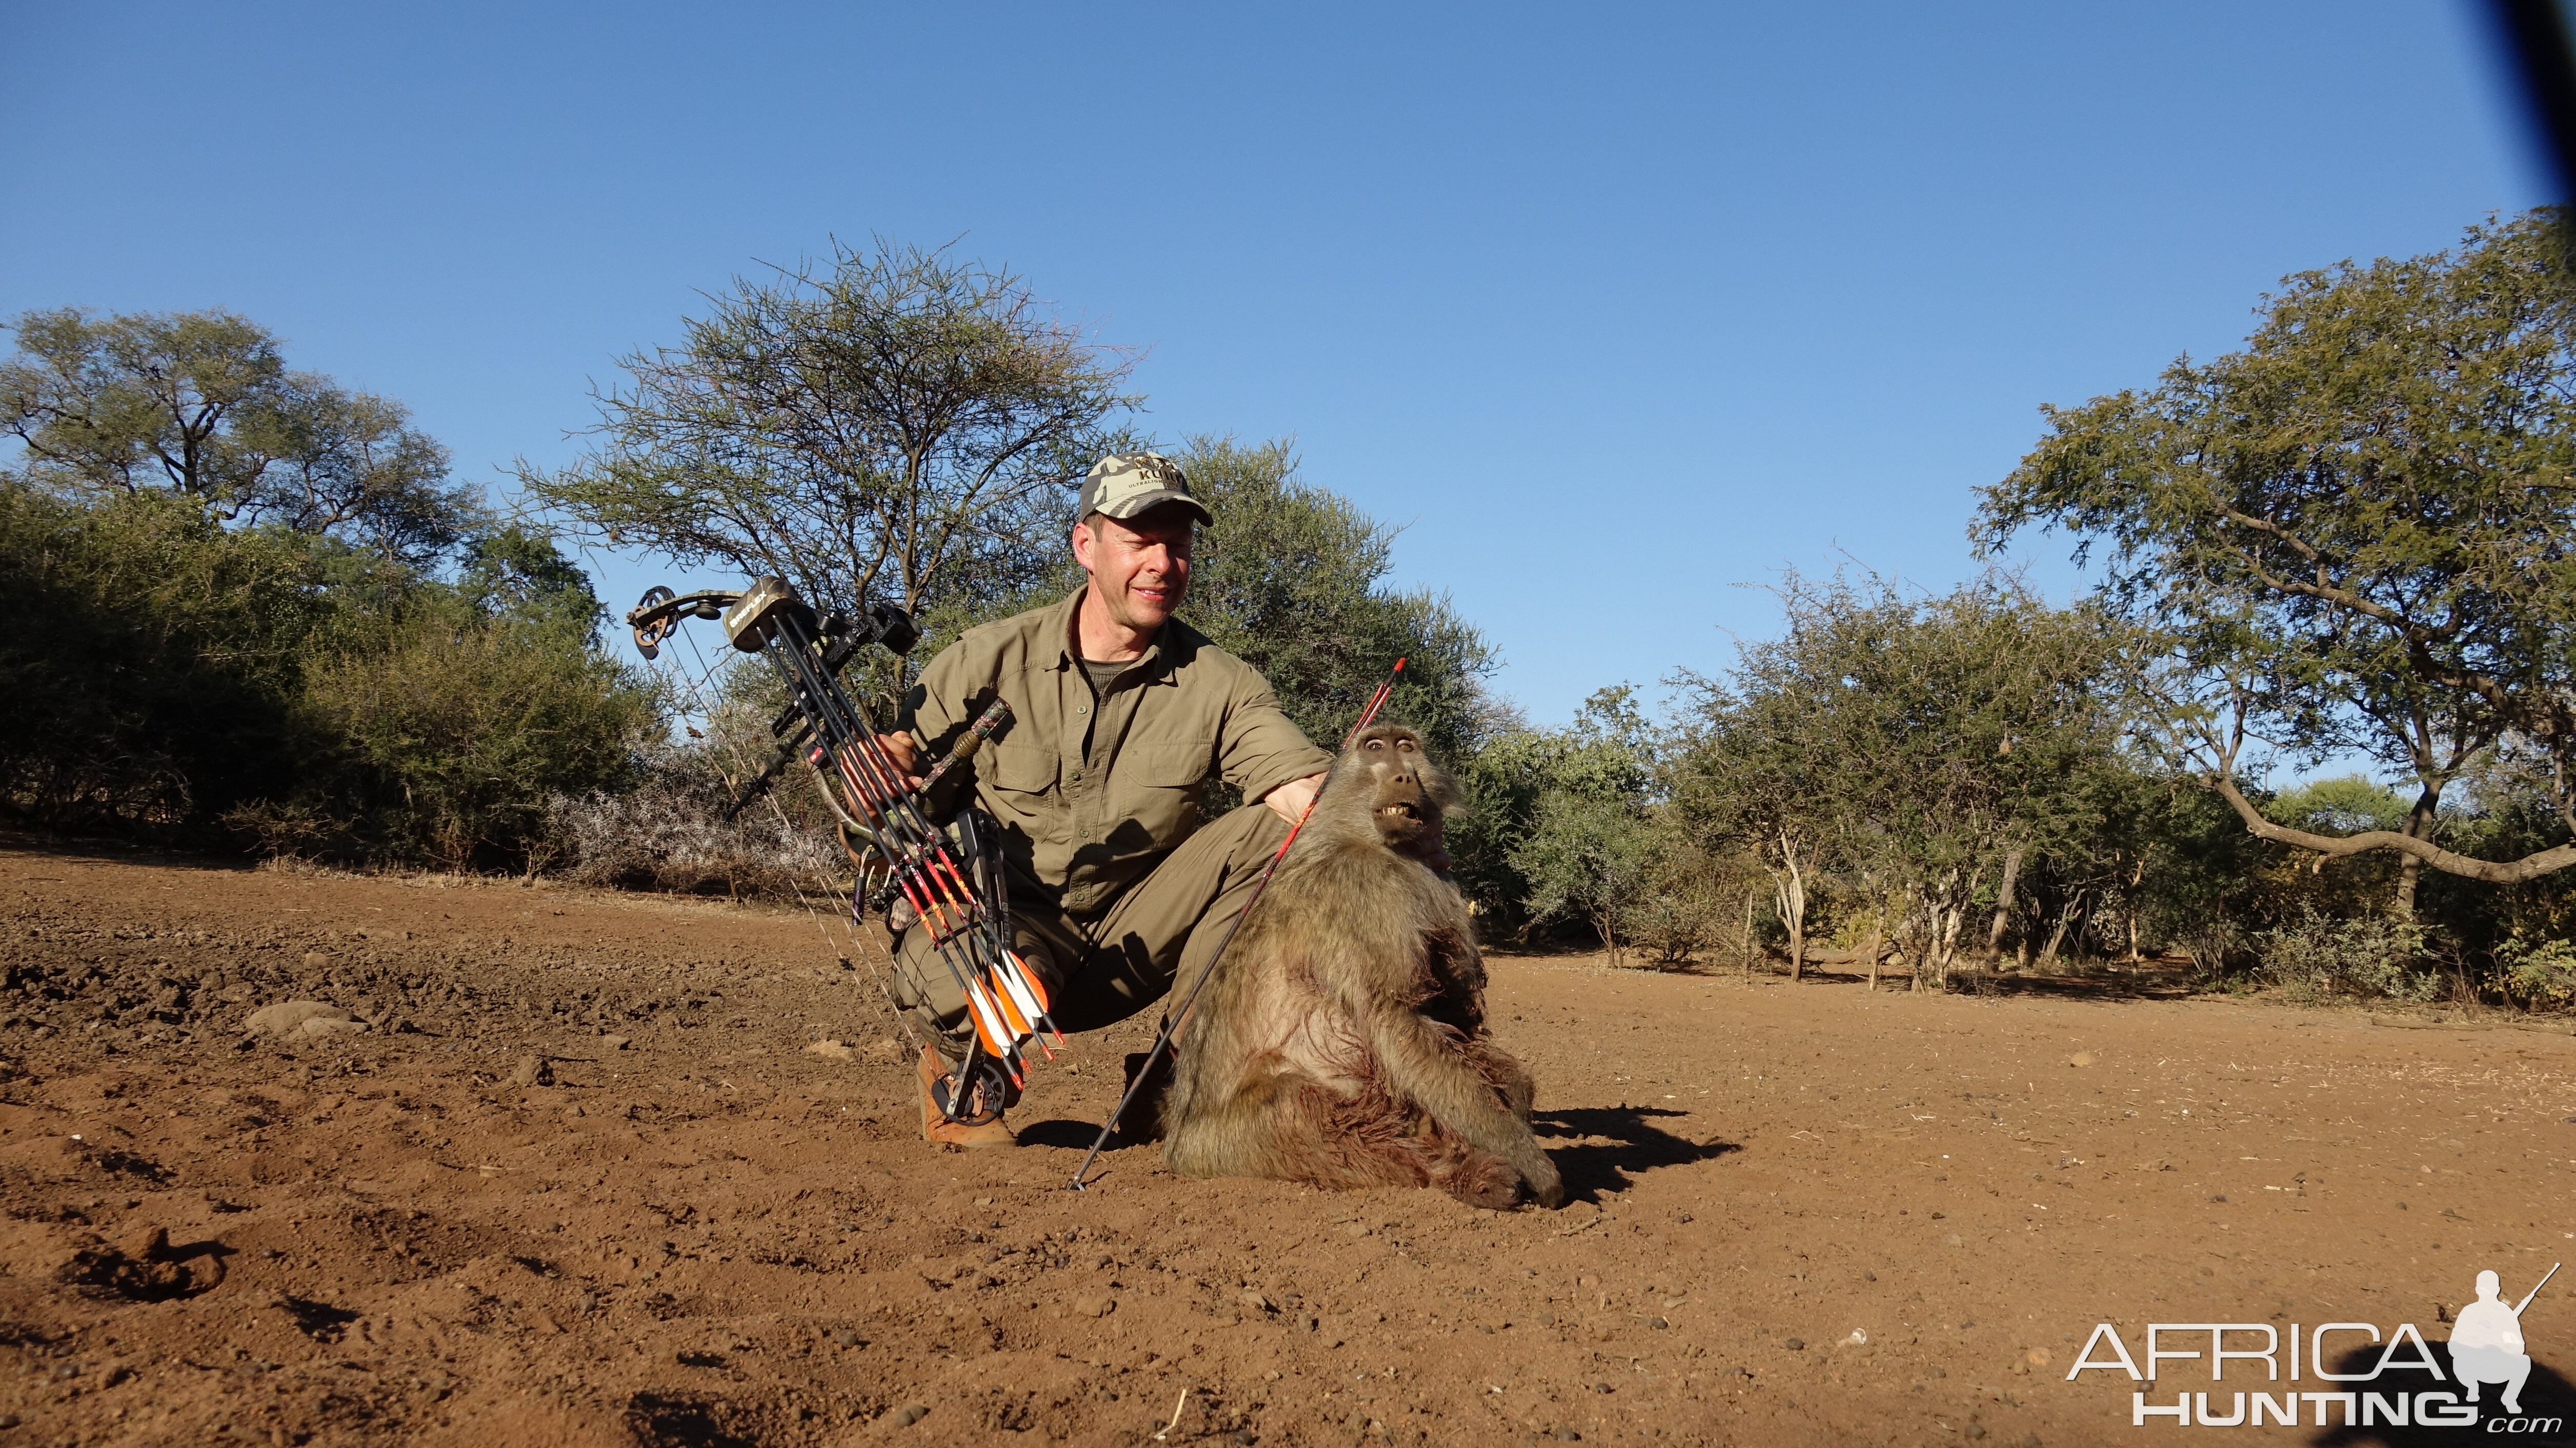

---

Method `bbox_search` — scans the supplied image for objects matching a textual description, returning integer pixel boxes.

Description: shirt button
[1078,704,1089,714]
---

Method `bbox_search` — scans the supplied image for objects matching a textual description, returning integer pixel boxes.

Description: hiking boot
[917,1045,1016,1149]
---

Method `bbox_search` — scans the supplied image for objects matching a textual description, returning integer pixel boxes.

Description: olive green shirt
[901,587,1331,916]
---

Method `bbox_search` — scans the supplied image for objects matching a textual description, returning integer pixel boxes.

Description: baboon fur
[1161,725,1564,1210]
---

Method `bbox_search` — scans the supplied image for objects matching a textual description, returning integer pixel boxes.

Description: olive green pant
[890,802,1290,1062]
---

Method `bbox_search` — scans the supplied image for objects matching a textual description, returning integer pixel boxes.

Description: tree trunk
[1926,869,1972,989]
[2038,914,2071,973]
[1773,830,1808,983]
[1934,901,1965,987]
[1986,849,2023,959]
[1849,871,1883,992]
[2123,857,2146,963]
[1896,884,1924,992]
[2393,780,2444,919]
[2038,891,2086,973]
[1741,888,1758,980]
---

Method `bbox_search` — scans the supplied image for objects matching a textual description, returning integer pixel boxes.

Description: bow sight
[625,577,1058,1128]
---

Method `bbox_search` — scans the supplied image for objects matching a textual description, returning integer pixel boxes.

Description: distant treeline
[1,309,651,867]
[9,219,2576,1009]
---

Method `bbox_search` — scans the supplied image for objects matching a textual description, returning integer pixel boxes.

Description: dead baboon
[1161,725,1563,1210]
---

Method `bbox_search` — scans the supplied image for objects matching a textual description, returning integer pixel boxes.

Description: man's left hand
[1263,771,1325,827]
[874,733,924,791]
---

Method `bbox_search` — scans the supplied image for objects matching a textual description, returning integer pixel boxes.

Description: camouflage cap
[1078,451,1212,527]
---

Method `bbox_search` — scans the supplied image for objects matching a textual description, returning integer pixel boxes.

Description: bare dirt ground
[2,838,2573,1447]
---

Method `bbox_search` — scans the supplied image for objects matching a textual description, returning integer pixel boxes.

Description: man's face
[1073,505,1194,633]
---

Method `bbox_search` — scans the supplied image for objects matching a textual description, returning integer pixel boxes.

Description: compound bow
[626,576,1059,1126]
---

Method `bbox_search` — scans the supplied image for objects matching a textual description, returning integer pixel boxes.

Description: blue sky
[0,2,2547,728]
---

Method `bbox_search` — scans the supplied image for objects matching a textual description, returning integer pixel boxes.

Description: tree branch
[2203,769,2576,883]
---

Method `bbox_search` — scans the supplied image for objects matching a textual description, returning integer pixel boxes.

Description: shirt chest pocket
[1115,739,1216,842]
[983,746,1059,798]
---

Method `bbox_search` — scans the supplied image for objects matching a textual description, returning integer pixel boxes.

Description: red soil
[1,840,2570,1446]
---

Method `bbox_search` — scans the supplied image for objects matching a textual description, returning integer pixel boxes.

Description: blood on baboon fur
[1161,725,1564,1210]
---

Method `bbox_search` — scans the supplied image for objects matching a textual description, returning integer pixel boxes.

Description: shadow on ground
[1690,959,2207,1004]
[1946,967,2204,1003]
[1018,1117,1118,1151]
[0,830,267,877]
[1502,943,2213,1005]
[2308,1343,2571,1445]
[1020,1107,1739,1207]
[1532,1105,1738,1202]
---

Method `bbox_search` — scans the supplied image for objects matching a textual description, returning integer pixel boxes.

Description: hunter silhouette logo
[2063,1261,2562,1431]
[2454,1263,2555,1417]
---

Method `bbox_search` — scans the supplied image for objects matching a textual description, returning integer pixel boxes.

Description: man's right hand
[1261,771,1325,827]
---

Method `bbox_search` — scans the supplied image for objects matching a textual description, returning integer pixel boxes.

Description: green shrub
[2256,906,2435,1002]
[292,607,657,869]
[2,480,657,869]
[0,485,327,831]
[2496,936,2576,1010]
[1615,826,1757,969]
[1510,790,1658,964]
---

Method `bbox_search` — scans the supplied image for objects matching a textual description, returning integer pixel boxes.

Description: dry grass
[549,742,848,900]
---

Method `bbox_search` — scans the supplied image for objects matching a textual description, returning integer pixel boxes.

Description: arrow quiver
[625,577,1060,1124]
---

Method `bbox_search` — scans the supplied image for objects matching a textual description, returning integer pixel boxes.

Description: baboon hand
[1523,1153,1565,1210]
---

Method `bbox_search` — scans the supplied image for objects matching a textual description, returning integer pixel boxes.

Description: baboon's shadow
[2308,1344,2572,1445]
[1531,1106,1738,1202]
[1021,1107,1741,1205]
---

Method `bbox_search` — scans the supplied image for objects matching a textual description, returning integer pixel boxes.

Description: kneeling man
[880,452,1329,1146]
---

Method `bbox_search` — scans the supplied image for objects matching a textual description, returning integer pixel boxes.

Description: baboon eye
[1366,740,1384,751]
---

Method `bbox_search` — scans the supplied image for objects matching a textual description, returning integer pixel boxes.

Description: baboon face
[1339,725,1453,850]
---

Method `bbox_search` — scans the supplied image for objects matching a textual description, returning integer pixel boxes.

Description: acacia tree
[1975,210,2576,915]
[524,240,1140,622]
[1501,686,1660,962]
[1,307,481,567]
[1674,569,2128,988]
[1671,656,1832,979]
[1176,436,1498,763]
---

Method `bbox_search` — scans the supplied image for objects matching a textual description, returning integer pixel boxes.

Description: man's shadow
[2309,1344,2573,1446]
[1019,1118,1124,1150]
[1530,1106,1739,1203]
